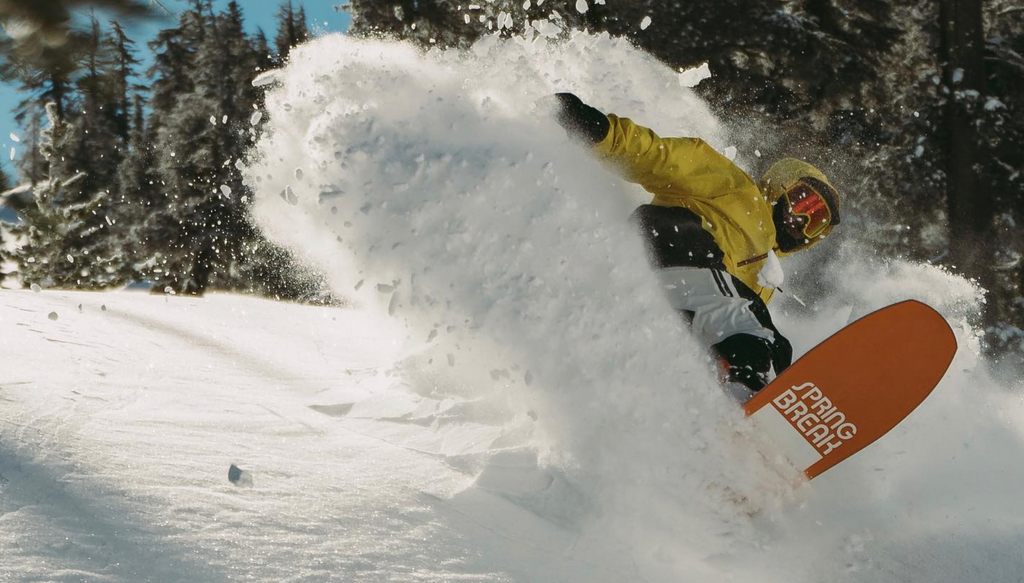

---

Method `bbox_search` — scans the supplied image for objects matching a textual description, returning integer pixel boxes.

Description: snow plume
[247,30,771,570]
[247,32,1024,583]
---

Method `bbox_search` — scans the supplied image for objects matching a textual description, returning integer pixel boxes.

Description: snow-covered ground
[5,29,1024,583]
[1,290,638,582]
[3,284,1023,582]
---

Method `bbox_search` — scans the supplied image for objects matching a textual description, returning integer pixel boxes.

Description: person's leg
[658,267,787,400]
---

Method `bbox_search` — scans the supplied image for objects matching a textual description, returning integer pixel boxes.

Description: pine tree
[169,0,258,294]
[0,161,10,193]
[114,94,161,283]
[134,0,208,292]
[117,95,156,204]
[15,105,48,185]
[7,104,126,289]
[215,1,261,141]
[295,5,311,43]
[252,28,275,72]
[274,1,310,61]
[0,161,12,288]
[139,1,261,295]
[70,16,124,202]
[147,1,206,132]
[104,21,142,143]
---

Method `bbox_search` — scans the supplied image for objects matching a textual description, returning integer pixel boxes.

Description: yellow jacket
[593,114,781,304]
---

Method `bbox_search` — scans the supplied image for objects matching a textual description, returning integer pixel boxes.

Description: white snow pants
[655,266,776,348]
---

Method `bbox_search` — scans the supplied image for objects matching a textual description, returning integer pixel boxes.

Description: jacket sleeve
[593,114,744,202]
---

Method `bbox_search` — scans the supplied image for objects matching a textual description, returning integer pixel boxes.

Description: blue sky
[0,0,351,185]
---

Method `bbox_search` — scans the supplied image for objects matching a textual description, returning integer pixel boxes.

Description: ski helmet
[759,158,842,250]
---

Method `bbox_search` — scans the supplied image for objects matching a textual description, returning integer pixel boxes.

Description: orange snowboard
[743,300,957,479]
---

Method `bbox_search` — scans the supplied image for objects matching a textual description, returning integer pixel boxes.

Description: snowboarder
[550,93,843,401]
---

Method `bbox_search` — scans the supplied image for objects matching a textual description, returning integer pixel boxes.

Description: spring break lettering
[772,382,857,456]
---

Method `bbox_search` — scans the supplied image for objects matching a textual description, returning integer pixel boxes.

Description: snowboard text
[772,382,857,456]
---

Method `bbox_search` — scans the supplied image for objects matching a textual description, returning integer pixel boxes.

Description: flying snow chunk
[228,464,254,487]
[723,146,737,161]
[576,0,588,14]
[280,186,299,205]
[30,283,41,293]
[294,168,304,181]
[472,33,500,56]
[249,111,263,126]
[220,185,232,196]
[640,16,652,30]
[535,18,561,37]
[8,147,13,160]
[48,311,58,321]
[679,63,712,88]
[757,250,785,288]
[252,71,280,87]
[209,116,217,125]
[9,132,19,142]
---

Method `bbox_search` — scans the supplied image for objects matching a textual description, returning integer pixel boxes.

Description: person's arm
[596,115,727,197]
[552,93,737,200]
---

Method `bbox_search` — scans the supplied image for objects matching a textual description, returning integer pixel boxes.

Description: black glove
[549,92,610,145]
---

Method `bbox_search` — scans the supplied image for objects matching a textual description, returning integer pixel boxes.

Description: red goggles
[784,181,833,239]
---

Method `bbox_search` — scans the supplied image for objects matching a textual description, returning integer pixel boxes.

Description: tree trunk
[50,74,67,122]
[940,0,992,307]
[186,244,214,296]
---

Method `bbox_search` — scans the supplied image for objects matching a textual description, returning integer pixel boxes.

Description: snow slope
[2,283,1022,582]
[0,290,637,582]
[4,28,1024,583]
